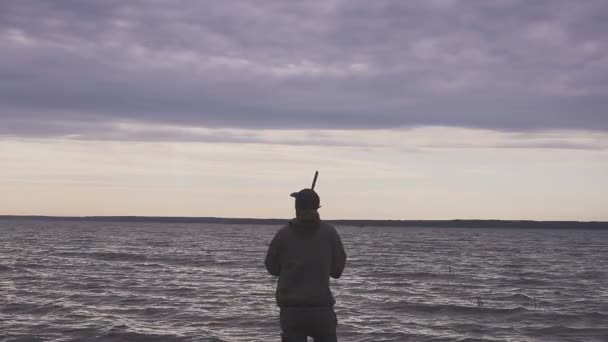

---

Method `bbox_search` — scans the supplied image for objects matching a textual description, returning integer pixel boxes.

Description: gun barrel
[311,171,319,190]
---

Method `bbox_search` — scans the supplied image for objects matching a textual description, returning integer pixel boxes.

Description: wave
[55,251,149,262]
[379,271,442,279]
[576,270,604,279]
[525,325,608,338]
[4,337,45,342]
[385,301,528,315]
[455,338,505,342]
[89,331,190,342]
[512,277,550,286]
[85,325,227,342]
[490,293,539,303]
[380,280,414,288]
[13,262,48,271]
[527,310,608,323]
[2,302,71,316]
[146,255,237,268]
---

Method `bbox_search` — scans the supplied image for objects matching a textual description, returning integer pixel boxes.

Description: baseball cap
[290,188,320,210]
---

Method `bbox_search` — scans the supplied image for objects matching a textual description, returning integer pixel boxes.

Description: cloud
[1,0,608,139]
[3,116,605,153]
[423,140,607,151]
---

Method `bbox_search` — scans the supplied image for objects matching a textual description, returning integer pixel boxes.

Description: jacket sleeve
[264,230,282,276]
[330,228,347,279]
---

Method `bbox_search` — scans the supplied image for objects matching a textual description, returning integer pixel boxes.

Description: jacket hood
[289,209,321,233]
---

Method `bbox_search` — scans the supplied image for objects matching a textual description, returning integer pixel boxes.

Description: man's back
[265,218,346,308]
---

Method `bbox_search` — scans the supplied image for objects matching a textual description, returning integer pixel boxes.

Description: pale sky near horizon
[1,1,607,220]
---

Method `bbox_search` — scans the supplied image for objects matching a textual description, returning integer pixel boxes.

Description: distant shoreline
[1,215,606,230]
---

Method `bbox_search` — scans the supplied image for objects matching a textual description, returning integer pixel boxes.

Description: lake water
[1,220,607,341]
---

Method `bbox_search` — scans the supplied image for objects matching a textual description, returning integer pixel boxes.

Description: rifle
[311,171,319,190]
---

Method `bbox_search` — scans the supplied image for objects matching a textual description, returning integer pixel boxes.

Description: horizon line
[1,215,607,229]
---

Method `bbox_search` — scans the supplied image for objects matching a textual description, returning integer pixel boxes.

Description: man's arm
[264,230,282,276]
[330,228,346,279]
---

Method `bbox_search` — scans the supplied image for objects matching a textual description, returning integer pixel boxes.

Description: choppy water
[1,220,607,342]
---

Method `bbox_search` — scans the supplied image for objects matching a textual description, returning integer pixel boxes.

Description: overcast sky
[1,0,607,220]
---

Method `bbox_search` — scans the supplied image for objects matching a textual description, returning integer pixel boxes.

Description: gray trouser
[280,307,338,342]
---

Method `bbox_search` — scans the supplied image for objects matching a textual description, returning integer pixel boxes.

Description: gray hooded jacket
[265,214,346,308]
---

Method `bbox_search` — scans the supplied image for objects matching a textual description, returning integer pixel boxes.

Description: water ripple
[1,221,606,342]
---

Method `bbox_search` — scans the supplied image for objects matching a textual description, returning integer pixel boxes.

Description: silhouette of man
[265,188,347,342]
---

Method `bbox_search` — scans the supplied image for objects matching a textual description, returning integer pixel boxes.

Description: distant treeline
[1,215,606,230]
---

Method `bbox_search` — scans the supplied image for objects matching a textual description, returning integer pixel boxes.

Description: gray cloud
[423,140,607,151]
[1,0,608,139]
[0,116,378,148]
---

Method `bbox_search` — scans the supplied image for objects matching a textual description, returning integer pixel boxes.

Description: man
[265,188,347,342]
